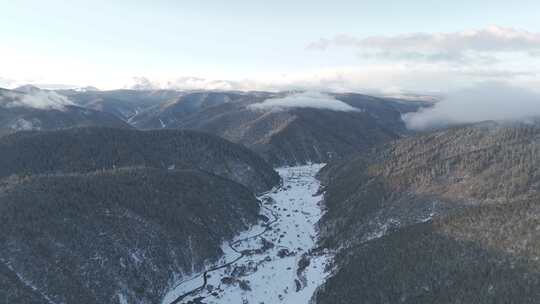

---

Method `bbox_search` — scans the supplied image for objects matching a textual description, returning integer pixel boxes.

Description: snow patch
[0,258,58,304]
[9,118,41,130]
[159,118,166,128]
[362,218,401,242]
[117,293,128,304]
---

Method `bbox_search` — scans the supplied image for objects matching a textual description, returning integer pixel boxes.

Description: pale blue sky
[1,0,540,91]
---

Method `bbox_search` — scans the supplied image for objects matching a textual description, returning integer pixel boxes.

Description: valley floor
[162,164,332,304]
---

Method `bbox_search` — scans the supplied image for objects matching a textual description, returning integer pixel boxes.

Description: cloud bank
[308,26,540,64]
[126,76,246,91]
[249,91,358,112]
[121,67,523,97]
[403,82,540,130]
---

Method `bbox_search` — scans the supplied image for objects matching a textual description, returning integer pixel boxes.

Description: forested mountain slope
[0,127,279,192]
[0,168,260,304]
[314,122,540,304]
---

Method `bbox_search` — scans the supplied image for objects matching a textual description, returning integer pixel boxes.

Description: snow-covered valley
[162,164,332,304]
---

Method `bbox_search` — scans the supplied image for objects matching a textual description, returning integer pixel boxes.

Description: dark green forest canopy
[0,127,279,192]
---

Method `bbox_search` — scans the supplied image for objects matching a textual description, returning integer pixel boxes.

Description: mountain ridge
[0,127,279,193]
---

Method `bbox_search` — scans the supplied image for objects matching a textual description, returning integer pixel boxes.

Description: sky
[1,0,540,92]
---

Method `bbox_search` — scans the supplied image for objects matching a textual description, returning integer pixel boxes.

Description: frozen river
[163,164,332,304]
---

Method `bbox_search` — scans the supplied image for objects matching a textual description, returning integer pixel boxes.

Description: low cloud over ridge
[249,92,359,112]
[1,90,74,111]
[403,82,540,130]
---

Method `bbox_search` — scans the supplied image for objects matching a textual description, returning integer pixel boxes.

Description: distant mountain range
[0,87,131,132]
[127,91,428,165]
[1,86,430,165]
[58,88,183,121]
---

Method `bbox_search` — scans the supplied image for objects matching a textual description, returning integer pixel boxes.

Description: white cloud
[126,76,253,91]
[45,73,540,102]
[308,26,540,64]
[127,76,160,90]
[2,24,540,95]
[1,90,74,110]
[403,82,540,130]
[249,91,359,112]
[115,64,538,98]
[166,77,246,91]
[0,77,17,89]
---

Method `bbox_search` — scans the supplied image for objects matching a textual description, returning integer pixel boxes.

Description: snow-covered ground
[162,164,332,304]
